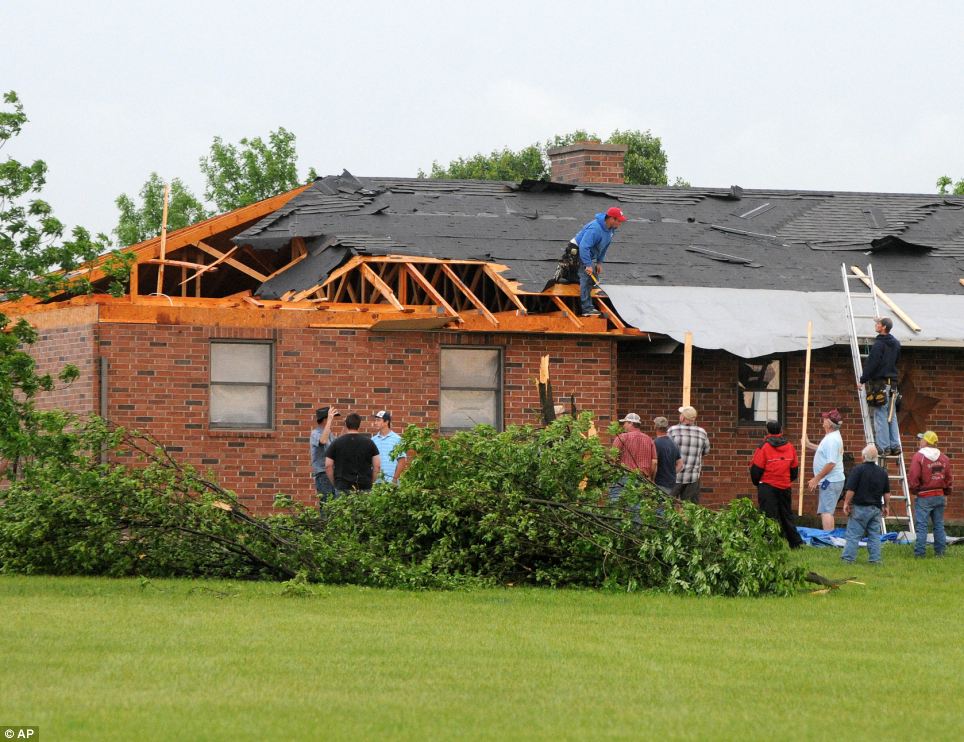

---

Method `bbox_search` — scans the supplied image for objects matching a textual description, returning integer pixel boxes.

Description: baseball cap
[374,410,391,422]
[678,406,698,420]
[606,206,627,222]
[653,416,669,428]
[619,412,641,424]
[917,430,938,445]
[821,409,842,425]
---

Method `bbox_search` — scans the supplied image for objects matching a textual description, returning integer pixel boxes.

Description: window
[738,356,782,424]
[210,341,273,429]
[440,347,502,431]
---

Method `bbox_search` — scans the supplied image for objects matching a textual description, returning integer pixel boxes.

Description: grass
[2,545,962,741]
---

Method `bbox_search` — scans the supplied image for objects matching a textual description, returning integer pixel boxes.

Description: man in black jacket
[858,317,902,456]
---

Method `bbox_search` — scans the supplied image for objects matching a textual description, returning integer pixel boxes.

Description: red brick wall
[24,306,99,416]
[617,343,964,522]
[93,325,616,512]
[547,142,628,185]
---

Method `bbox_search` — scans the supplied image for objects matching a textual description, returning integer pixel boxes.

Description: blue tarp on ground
[796,527,900,548]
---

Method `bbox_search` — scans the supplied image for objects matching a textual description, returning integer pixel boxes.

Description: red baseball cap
[821,409,842,424]
[606,206,627,222]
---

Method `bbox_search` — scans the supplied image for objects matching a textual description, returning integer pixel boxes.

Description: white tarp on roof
[604,285,964,357]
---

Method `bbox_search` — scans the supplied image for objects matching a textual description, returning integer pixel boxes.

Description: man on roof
[570,206,627,317]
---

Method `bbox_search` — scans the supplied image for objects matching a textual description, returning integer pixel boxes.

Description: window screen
[210,341,273,428]
[440,347,502,430]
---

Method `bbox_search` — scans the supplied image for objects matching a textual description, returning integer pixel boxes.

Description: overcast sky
[4,0,963,239]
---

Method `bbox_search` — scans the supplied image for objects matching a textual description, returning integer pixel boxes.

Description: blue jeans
[914,495,946,557]
[578,264,597,314]
[842,505,883,563]
[872,389,900,451]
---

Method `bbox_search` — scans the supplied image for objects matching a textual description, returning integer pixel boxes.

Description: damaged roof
[233,172,964,298]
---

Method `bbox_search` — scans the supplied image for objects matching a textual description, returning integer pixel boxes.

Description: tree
[1,91,111,300]
[199,127,304,212]
[937,175,964,196]
[424,128,677,185]
[114,173,210,246]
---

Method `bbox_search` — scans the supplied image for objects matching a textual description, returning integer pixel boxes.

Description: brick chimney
[546,141,628,185]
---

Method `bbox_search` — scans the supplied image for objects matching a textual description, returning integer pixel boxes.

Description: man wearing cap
[805,409,847,531]
[653,416,682,496]
[858,317,902,456]
[325,413,380,495]
[667,406,711,504]
[372,410,408,485]
[907,430,952,558]
[613,413,657,479]
[570,206,627,317]
[310,406,340,502]
[841,444,890,564]
[750,420,803,548]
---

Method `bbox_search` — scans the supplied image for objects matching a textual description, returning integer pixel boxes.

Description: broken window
[210,341,273,429]
[738,356,782,424]
[440,347,502,431]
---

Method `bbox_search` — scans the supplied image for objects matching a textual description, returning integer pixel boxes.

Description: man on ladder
[857,316,902,456]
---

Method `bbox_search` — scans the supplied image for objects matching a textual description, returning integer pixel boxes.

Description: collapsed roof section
[6,173,964,343]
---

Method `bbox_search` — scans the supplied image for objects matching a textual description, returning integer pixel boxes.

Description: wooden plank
[482,264,527,314]
[797,320,813,516]
[440,264,498,326]
[849,266,922,333]
[682,331,693,407]
[196,240,269,282]
[243,296,265,307]
[129,260,138,300]
[361,263,407,312]
[178,245,239,287]
[594,299,625,329]
[155,183,170,295]
[291,285,323,303]
[550,295,583,328]
[404,263,462,321]
[261,250,307,282]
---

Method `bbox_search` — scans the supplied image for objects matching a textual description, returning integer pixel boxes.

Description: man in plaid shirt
[668,406,711,504]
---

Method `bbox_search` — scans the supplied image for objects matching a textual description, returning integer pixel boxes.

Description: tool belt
[551,241,581,284]
[865,377,896,407]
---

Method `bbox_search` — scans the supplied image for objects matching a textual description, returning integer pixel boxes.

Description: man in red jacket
[907,430,952,558]
[750,420,803,548]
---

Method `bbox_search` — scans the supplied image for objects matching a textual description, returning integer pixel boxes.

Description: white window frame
[439,346,503,432]
[209,340,274,430]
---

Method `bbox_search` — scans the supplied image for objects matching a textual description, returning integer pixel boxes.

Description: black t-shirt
[326,433,379,490]
[844,462,890,507]
[654,435,681,488]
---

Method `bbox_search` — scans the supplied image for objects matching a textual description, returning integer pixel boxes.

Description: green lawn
[2,545,962,741]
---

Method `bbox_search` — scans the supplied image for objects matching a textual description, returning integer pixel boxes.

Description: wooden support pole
[178,245,239,287]
[482,264,528,314]
[849,266,922,333]
[155,184,170,295]
[798,320,813,516]
[682,331,693,407]
[129,258,138,299]
[405,263,463,321]
[196,241,268,282]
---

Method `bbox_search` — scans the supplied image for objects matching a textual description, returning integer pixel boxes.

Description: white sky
[4,0,963,239]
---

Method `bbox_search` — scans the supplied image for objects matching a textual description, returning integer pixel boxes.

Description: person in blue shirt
[371,410,407,484]
[570,206,627,316]
[805,408,847,530]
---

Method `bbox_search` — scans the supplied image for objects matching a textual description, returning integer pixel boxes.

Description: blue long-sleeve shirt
[572,213,617,268]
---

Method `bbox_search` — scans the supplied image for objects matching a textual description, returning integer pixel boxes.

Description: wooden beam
[440,264,498,326]
[594,299,625,329]
[361,263,407,311]
[291,285,323,303]
[483,265,527,314]
[129,261,138,300]
[155,184,170,295]
[550,295,583,328]
[147,258,216,271]
[178,245,239,287]
[291,237,307,259]
[404,263,462,321]
[196,241,268,282]
[849,266,922,333]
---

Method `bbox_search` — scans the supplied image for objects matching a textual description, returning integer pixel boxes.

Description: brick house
[7,143,964,522]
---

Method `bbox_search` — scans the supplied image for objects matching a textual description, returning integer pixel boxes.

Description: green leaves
[114,172,210,246]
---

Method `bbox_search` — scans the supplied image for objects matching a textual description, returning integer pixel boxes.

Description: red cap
[606,206,627,222]
[821,409,842,424]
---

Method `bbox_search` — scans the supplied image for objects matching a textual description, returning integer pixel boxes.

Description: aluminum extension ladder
[841,263,915,535]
